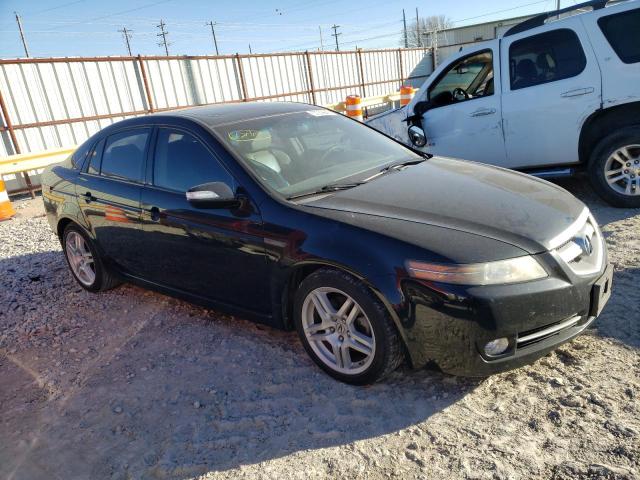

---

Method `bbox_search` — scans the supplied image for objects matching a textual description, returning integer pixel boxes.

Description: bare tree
[402,15,452,48]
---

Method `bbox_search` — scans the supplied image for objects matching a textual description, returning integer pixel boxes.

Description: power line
[205,21,219,55]
[331,24,341,51]
[118,26,133,55]
[14,12,30,57]
[156,19,170,56]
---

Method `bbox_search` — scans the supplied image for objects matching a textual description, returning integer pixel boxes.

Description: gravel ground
[0,178,638,480]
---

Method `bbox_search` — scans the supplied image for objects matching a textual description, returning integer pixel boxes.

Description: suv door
[500,19,602,168]
[76,127,150,275]
[415,44,507,165]
[138,126,271,313]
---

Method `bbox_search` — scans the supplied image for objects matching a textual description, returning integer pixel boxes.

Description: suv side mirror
[408,125,427,148]
[186,182,240,209]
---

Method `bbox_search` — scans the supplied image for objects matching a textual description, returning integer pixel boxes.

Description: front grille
[517,315,581,348]
[554,214,604,275]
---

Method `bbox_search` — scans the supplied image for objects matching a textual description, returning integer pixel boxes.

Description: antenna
[15,12,30,57]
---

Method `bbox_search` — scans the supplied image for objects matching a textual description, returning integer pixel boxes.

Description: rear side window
[598,9,640,64]
[70,140,93,169]
[509,29,586,90]
[153,128,233,192]
[100,129,150,183]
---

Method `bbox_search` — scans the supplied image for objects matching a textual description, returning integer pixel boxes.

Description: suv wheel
[62,224,121,292]
[293,268,405,385]
[589,126,640,208]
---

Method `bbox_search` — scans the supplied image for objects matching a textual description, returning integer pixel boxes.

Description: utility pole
[331,24,341,52]
[415,8,421,48]
[249,44,253,54]
[119,27,133,56]
[402,9,408,48]
[14,12,30,57]
[318,26,324,51]
[205,21,219,55]
[156,19,170,56]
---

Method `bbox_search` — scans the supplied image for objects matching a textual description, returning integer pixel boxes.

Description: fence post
[431,47,436,72]
[397,48,404,88]
[0,87,35,198]
[137,55,154,113]
[356,48,366,98]
[305,51,317,105]
[235,53,248,102]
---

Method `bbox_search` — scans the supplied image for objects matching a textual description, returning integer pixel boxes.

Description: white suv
[368,0,640,207]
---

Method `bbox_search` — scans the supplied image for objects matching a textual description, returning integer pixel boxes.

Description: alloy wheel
[301,287,376,375]
[65,231,96,286]
[604,144,640,196]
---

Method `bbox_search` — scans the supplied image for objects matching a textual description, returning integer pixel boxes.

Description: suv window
[153,128,233,192]
[100,129,150,182]
[509,29,586,90]
[428,50,494,108]
[598,9,640,64]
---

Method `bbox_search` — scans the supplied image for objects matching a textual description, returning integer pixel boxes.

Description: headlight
[406,256,547,286]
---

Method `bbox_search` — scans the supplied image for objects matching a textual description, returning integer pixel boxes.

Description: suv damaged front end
[398,209,612,376]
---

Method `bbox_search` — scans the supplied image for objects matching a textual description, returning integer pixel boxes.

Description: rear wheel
[62,224,121,292]
[294,269,404,385]
[588,126,640,208]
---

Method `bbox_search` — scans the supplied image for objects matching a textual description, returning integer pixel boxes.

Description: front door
[138,126,271,314]
[500,19,602,168]
[76,127,151,275]
[418,46,507,166]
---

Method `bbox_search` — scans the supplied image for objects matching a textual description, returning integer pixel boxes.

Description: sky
[0,0,564,58]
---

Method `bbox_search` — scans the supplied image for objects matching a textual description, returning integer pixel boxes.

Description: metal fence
[0,47,433,159]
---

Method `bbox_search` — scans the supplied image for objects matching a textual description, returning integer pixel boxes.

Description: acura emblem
[574,234,594,256]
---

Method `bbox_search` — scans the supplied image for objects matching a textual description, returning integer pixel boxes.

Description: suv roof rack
[504,0,608,36]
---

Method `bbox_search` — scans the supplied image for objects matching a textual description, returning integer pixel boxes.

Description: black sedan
[41,102,613,384]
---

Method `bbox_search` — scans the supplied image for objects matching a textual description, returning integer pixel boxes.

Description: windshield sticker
[307,110,334,117]
[228,129,271,142]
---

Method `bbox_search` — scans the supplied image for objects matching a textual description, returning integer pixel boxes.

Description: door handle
[561,87,594,98]
[82,191,96,203]
[149,206,161,222]
[470,108,496,117]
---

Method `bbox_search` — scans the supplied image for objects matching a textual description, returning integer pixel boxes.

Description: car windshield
[213,109,422,198]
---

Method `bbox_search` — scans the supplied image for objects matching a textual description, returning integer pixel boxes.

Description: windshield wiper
[379,158,426,173]
[286,182,365,201]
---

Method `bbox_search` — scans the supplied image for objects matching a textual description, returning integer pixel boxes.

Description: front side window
[153,128,233,192]
[100,129,150,183]
[509,29,586,90]
[214,110,421,198]
[427,51,494,108]
[598,8,640,64]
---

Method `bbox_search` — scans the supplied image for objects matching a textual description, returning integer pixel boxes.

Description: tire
[588,126,640,208]
[293,268,405,385]
[62,223,121,292]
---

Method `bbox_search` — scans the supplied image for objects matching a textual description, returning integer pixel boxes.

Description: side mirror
[186,182,240,209]
[408,125,427,148]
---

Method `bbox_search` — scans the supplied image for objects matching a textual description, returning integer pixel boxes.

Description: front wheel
[294,269,405,385]
[588,126,640,208]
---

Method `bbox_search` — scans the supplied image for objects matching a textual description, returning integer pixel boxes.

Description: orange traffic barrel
[345,95,363,121]
[0,177,16,221]
[400,85,415,106]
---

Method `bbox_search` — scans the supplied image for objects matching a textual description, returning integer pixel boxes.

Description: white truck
[367,0,640,207]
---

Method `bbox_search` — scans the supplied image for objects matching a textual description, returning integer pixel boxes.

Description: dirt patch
[1,178,638,480]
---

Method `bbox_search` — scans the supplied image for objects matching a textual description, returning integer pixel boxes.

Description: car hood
[301,157,586,254]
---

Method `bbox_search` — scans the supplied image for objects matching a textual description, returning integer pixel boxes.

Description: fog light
[484,338,510,356]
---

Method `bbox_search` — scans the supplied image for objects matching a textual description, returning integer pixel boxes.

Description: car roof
[154,101,323,128]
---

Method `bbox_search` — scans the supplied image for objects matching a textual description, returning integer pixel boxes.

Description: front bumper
[397,256,611,376]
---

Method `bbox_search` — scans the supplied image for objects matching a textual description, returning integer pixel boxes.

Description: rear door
[416,44,507,165]
[500,19,602,168]
[76,127,151,275]
[138,126,271,313]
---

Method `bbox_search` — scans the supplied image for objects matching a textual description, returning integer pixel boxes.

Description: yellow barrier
[0,146,76,197]
[325,89,418,115]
